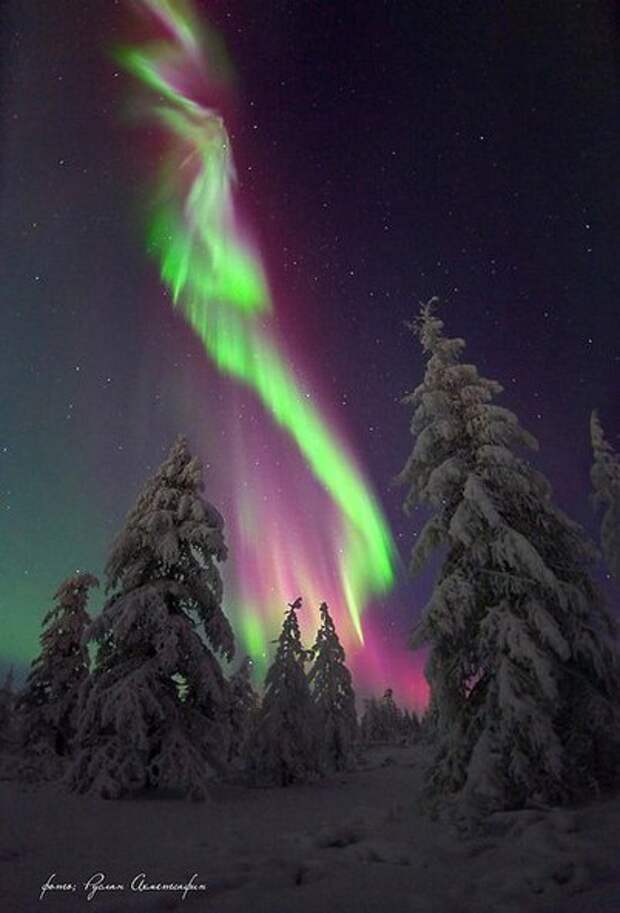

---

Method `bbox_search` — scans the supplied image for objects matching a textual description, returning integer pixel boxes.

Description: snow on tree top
[105,436,227,595]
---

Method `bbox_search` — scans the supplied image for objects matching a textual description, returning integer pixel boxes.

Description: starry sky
[1,0,618,704]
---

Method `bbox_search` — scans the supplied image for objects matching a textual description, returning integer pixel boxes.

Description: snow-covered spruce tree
[227,656,259,764]
[16,574,98,778]
[397,299,620,810]
[246,598,322,786]
[307,601,358,771]
[591,410,620,581]
[69,436,235,800]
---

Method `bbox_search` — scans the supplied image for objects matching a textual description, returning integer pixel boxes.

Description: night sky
[1,1,618,704]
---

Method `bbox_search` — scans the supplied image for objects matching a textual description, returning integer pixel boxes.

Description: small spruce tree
[401,708,421,744]
[591,410,620,580]
[69,436,234,800]
[16,573,98,778]
[360,696,381,745]
[227,656,259,764]
[360,688,406,745]
[247,598,322,786]
[308,601,358,771]
[380,687,404,738]
[398,300,620,811]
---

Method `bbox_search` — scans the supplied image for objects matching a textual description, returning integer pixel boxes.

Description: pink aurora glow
[130,0,429,711]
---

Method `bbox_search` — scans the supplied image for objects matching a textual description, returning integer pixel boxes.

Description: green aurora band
[118,0,396,644]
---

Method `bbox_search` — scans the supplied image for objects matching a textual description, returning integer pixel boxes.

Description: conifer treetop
[102,435,233,661]
[106,435,227,591]
[308,601,350,689]
[266,597,309,677]
[38,572,99,651]
[53,572,100,602]
[409,297,466,361]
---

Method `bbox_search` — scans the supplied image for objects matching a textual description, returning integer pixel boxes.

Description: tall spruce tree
[247,598,322,786]
[17,573,98,776]
[397,300,619,811]
[308,601,358,771]
[591,411,620,580]
[69,437,234,800]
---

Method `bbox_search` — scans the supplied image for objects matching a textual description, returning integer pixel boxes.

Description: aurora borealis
[116,0,397,672]
[1,0,618,710]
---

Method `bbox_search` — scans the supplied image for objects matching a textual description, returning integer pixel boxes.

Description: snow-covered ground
[1,745,619,913]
